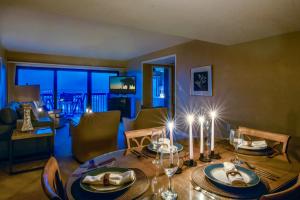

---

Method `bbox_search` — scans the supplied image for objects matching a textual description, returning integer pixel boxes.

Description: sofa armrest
[122,117,134,132]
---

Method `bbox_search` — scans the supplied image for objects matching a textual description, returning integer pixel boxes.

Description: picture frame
[190,65,212,96]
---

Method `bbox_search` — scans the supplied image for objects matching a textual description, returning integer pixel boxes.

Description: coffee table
[9,127,54,174]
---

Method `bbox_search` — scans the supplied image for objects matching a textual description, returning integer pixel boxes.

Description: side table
[9,127,54,174]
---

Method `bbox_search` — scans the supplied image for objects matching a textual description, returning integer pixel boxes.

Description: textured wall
[128,32,300,137]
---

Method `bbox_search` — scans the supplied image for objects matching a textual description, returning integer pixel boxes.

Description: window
[57,71,88,115]
[16,66,118,115]
[91,72,117,112]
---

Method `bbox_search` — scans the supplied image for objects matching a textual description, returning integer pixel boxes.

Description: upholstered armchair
[122,107,168,132]
[70,111,121,163]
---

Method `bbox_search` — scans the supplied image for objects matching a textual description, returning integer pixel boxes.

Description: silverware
[244,161,279,181]
[132,149,149,159]
[191,181,216,199]
[131,150,141,158]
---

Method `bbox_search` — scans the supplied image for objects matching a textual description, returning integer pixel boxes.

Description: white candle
[210,111,217,151]
[187,114,194,160]
[198,116,205,154]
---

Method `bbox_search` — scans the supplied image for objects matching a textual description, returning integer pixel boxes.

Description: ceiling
[1,0,300,60]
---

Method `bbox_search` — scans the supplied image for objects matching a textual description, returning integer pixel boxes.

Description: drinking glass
[160,146,179,200]
[230,129,244,165]
[151,130,163,199]
[151,130,164,166]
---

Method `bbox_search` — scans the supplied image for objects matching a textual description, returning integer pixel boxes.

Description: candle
[210,111,217,151]
[187,114,194,160]
[168,121,174,148]
[168,121,174,162]
[198,116,205,154]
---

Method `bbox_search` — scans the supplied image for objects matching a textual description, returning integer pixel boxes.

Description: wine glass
[160,146,179,200]
[151,130,164,199]
[151,130,164,165]
[230,129,244,165]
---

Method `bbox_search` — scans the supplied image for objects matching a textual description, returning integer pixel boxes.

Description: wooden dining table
[66,137,300,200]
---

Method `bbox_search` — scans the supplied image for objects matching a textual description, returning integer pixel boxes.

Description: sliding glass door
[91,72,117,112]
[16,66,118,116]
[57,71,88,115]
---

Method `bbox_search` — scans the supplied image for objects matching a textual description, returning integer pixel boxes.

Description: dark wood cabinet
[107,97,132,118]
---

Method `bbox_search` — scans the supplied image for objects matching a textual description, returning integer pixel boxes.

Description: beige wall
[128,31,300,137]
[6,51,128,68]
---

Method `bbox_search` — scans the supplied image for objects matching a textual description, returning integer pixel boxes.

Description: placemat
[71,168,149,200]
[191,165,270,199]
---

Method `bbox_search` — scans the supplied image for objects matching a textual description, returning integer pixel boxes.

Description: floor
[0,122,126,200]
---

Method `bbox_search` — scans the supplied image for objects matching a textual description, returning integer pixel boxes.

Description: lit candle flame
[210,110,217,119]
[198,116,205,123]
[167,121,174,131]
[187,114,194,124]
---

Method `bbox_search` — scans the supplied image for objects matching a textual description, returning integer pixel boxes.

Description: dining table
[66,137,300,200]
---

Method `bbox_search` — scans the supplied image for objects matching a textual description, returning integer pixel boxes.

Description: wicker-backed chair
[238,127,290,153]
[41,157,65,200]
[125,126,165,149]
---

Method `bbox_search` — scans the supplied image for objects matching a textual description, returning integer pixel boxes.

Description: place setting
[70,161,150,200]
[190,128,269,199]
[228,129,277,157]
[142,125,184,159]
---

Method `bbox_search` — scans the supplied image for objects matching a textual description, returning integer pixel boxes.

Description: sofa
[0,102,54,161]
[69,111,121,163]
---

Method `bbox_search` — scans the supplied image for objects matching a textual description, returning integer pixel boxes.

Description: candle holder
[210,150,221,159]
[183,159,197,167]
[199,153,211,162]
[199,135,212,163]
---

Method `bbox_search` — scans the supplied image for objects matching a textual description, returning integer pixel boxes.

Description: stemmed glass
[151,130,164,198]
[160,146,179,200]
[230,129,244,165]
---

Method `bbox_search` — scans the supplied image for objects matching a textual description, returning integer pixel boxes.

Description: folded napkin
[223,162,247,187]
[243,140,267,148]
[82,170,135,186]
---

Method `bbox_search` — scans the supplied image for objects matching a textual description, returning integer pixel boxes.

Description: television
[109,76,136,94]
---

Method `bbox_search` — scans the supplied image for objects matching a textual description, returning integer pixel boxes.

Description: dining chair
[125,126,165,149]
[41,157,66,200]
[260,173,300,200]
[238,126,291,153]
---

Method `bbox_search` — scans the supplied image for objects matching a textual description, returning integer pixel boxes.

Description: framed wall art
[191,65,212,96]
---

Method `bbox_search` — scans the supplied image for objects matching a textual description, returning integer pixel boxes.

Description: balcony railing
[40,92,108,116]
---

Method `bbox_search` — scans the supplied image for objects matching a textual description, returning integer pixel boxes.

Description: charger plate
[191,165,269,199]
[80,167,136,193]
[71,168,149,200]
[203,163,260,188]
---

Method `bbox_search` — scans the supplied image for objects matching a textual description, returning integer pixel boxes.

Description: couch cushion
[0,107,18,125]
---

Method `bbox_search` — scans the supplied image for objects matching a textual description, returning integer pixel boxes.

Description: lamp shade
[13,85,40,102]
